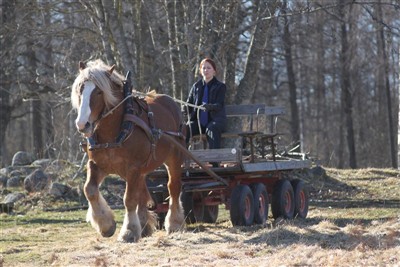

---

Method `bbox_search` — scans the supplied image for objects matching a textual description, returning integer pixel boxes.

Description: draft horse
[71,59,185,242]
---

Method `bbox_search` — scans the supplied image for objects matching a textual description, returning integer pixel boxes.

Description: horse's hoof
[117,229,140,243]
[101,221,116,237]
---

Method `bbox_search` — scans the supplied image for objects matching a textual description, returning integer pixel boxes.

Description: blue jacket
[186,77,227,124]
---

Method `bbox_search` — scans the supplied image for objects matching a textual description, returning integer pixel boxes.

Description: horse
[71,59,185,242]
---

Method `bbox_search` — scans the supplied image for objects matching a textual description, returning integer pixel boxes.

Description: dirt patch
[0,168,399,266]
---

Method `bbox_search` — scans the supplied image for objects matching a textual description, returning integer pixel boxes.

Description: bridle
[81,72,147,151]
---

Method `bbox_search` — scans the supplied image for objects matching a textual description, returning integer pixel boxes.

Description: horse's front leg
[84,160,116,237]
[117,173,143,243]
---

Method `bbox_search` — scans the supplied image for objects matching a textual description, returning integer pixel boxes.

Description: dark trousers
[186,120,225,149]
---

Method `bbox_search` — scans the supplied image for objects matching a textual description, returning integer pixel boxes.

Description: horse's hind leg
[84,160,116,237]
[164,153,185,233]
[137,181,157,237]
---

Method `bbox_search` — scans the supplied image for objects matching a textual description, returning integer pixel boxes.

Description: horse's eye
[96,89,102,95]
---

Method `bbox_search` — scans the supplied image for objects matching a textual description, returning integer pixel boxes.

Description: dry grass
[0,168,399,266]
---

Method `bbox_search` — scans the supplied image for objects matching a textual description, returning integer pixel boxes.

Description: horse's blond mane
[71,59,124,110]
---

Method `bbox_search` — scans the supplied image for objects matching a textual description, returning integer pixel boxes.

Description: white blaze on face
[75,81,96,130]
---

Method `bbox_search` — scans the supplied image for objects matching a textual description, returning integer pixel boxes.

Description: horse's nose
[75,119,84,130]
[76,120,90,131]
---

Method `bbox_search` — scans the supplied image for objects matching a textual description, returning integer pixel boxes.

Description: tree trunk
[315,12,327,163]
[220,1,241,104]
[235,0,279,104]
[27,42,43,158]
[165,0,179,98]
[398,49,400,169]
[102,0,135,84]
[339,0,357,168]
[281,0,300,148]
[93,0,114,65]
[375,1,397,168]
[0,0,16,166]
[174,1,188,101]
[39,2,55,159]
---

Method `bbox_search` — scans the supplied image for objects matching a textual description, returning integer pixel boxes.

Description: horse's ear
[108,64,116,75]
[79,61,86,70]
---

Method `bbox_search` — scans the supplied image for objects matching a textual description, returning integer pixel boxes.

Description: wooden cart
[147,104,311,227]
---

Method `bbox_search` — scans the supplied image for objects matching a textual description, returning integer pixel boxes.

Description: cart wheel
[271,179,295,219]
[291,179,309,218]
[203,204,219,223]
[230,185,254,226]
[250,183,269,224]
[181,191,204,224]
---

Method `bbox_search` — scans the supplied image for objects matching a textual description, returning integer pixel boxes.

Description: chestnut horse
[71,59,185,242]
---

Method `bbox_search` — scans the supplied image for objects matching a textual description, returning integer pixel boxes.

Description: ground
[0,168,399,266]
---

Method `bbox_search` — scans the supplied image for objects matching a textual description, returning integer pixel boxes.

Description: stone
[9,166,38,177]
[32,159,51,169]
[49,182,71,197]
[311,166,326,179]
[0,175,7,188]
[24,169,50,193]
[0,167,10,176]
[4,192,25,203]
[11,151,35,166]
[7,177,22,188]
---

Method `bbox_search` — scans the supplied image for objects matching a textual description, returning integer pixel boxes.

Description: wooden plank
[242,159,312,172]
[265,106,285,116]
[225,104,265,116]
[187,148,240,163]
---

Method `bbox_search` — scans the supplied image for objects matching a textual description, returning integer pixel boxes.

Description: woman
[185,58,227,150]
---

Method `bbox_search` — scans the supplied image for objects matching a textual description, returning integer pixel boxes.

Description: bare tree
[0,0,17,165]
[0,0,399,169]
[374,1,397,168]
[338,0,357,168]
[281,0,300,148]
[235,0,280,104]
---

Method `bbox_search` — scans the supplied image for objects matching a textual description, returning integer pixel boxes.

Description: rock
[49,182,71,198]
[11,151,35,166]
[1,192,25,214]
[9,169,25,178]
[32,159,51,169]
[24,169,50,193]
[311,166,326,178]
[0,202,14,213]
[0,175,7,188]
[9,166,38,177]
[7,177,22,188]
[0,167,10,176]
[4,192,25,203]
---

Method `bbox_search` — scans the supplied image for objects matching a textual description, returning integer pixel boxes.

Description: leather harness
[81,76,184,163]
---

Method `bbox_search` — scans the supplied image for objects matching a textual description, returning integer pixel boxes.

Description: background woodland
[0,0,399,169]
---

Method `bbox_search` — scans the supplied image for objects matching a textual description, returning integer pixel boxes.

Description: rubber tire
[291,179,309,219]
[250,183,269,224]
[271,179,295,219]
[181,191,204,224]
[230,185,255,226]
[203,204,219,223]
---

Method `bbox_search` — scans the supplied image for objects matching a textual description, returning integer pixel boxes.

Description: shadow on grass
[310,198,400,209]
[1,216,85,225]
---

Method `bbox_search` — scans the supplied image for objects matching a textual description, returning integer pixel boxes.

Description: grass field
[0,168,399,266]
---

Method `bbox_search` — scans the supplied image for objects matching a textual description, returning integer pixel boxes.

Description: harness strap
[124,114,156,144]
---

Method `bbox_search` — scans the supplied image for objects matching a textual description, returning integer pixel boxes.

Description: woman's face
[201,61,216,82]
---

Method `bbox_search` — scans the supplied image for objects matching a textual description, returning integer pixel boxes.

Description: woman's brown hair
[199,58,217,74]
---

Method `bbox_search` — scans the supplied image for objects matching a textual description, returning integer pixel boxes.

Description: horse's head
[71,60,124,137]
